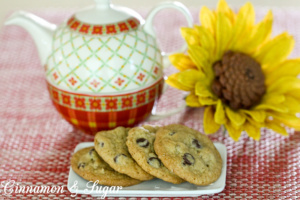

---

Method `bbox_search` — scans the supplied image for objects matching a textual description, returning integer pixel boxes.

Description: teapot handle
[143,1,193,68]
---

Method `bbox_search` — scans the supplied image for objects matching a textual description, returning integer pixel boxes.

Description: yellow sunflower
[166,0,300,141]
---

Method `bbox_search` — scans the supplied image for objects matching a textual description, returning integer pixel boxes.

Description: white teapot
[5,0,193,134]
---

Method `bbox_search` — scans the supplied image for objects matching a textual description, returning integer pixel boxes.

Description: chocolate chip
[98,142,104,147]
[192,139,202,149]
[182,153,195,166]
[136,138,149,148]
[147,157,161,168]
[169,131,176,136]
[89,148,95,155]
[114,154,127,163]
[78,162,86,169]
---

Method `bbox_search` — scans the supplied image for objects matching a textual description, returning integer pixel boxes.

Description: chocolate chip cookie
[71,147,141,186]
[154,124,222,185]
[94,127,154,181]
[126,125,185,184]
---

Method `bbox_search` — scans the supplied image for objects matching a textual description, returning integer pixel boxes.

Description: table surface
[0,7,299,199]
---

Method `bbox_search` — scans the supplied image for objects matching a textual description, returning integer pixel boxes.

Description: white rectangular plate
[67,142,227,197]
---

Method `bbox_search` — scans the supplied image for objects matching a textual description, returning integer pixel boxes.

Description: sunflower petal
[244,11,273,54]
[286,89,300,100]
[225,107,246,127]
[216,11,233,60]
[265,59,300,85]
[265,120,289,136]
[217,0,230,13]
[200,6,216,35]
[186,92,202,107]
[188,45,213,79]
[246,116,264,127]
[230,2,255,50]
[278,119,300,131]
[268,77,300,94]
[166,73,192,91]
[181,27,200,46]
[255,103,288,113]
[255,33,295,70]
[199,96,217,106]
[214,100,226,124]
[261,93,285,105]
[169,53,197,71]
[238,2,255,24]
[266,59,300,86]
[282,96,300,114]
[269,112,300,131]
[255,93,288,113]
[177,69,204,89]
[225,122,242,141]
[244,121,261,140]
[195,81,214,98]
[242,110,266,123]
[204,106,221,134]
[195,26,215,54]
[217,0,235,23]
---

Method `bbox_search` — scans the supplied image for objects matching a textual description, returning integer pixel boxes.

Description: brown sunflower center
[211,51,266,110]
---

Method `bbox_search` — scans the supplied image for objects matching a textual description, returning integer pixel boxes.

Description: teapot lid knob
[73,0,143,26]
[94,0,111,9]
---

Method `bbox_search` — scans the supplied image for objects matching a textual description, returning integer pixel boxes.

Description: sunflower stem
[222,125,227,135]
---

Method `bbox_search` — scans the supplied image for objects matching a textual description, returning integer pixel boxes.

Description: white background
[1,0,300,25]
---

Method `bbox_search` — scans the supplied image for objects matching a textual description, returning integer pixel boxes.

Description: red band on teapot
[67,16,140,36]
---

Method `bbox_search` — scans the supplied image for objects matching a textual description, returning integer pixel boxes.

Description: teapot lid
[67,0,144,36]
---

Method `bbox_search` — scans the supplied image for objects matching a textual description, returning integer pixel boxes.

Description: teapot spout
[5,11,57,65]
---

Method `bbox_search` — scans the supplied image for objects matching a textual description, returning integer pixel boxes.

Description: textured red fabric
[0,8,299,199]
